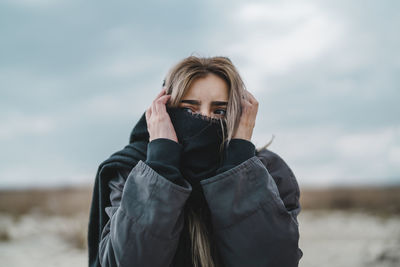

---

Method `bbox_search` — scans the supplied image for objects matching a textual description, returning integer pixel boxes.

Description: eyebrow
[180,100,228,106]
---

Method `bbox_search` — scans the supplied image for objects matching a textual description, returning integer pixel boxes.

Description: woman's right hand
[145,88,179,143]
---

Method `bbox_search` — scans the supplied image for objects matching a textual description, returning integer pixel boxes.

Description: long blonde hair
[163,55,273,267]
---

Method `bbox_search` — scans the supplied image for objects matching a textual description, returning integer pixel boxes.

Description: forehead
[182,73,229,101]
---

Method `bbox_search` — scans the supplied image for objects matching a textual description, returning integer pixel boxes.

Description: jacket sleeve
[215,138,256,174]
[98,139,192,267]
[200,149,302,267]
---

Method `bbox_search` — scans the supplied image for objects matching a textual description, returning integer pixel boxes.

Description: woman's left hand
[232,90,258,141]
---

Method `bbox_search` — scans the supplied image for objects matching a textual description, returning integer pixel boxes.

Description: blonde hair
[163,55,273,267]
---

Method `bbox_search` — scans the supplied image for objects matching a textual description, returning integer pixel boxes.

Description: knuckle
[153,115,164,122]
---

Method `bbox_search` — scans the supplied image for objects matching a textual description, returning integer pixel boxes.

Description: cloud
[0,112,55,140]
[0,0,399,188]
[0,163,94,189]
[3,0,65,7]
[253,125,400,187]
[238,2,317,22]
[222,1,344,92]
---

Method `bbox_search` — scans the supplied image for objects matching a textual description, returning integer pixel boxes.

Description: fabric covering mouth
[166,106,227,144]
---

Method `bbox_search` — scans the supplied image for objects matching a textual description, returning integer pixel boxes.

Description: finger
[161,94,171,103]
[243,98,256,113]
[241,94,251,105]
[145,107,151,123]
[246,90,258,105]
[155,95,170,113]
[241,101,251,114]
[153,98,159,114]
[152,89,165,113]
[241,90,251,102]
[243,99,251,107]
[154,94,168,114]
[151,97,157,116]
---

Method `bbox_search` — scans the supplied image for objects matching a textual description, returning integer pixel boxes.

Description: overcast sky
[1,0,399,188]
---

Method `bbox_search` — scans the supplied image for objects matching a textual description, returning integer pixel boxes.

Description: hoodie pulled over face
[166,106,227,186]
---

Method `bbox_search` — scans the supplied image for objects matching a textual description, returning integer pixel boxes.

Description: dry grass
[0,185,399,266]
[57,213,89,250]
[299,185,400,216]
[1,185,400,217]
[0,186,92,217]
[0,186,93,250]
[0,184,399,252]
[0,227,11,242]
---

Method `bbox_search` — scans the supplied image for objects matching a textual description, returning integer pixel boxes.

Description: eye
[181,107,195,114]
[214,109,226,116]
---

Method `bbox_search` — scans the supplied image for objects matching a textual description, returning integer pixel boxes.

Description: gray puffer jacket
[98,148,303,267]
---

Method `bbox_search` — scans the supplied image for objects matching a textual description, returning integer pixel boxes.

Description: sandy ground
[297,210,400,267]
[0,210,399,267]
[0,212,88,267]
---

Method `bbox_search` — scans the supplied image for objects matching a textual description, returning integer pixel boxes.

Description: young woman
[88,56,303,267]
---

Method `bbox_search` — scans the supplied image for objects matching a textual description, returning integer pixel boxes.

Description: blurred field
[0,185,399,267]
[300,186,400,216]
